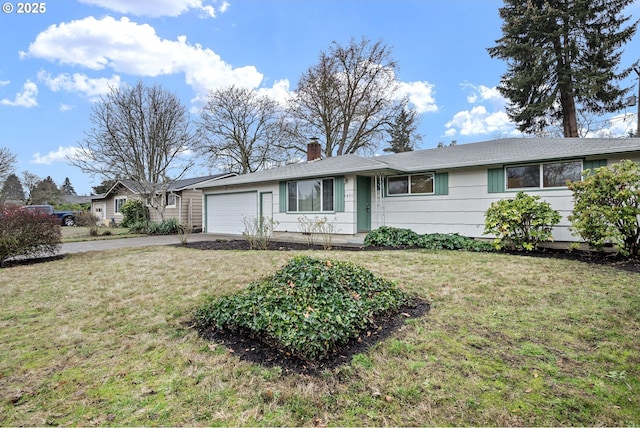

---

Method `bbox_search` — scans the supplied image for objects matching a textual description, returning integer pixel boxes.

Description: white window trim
[165,193,177,208]
[114,196,127,215]
[505,160,583,191]
[386,173,435,196]
[287,177,335,213]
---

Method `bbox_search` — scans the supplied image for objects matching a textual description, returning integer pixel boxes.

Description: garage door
[205,192,258,234]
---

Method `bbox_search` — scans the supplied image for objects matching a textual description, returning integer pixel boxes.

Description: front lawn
[61,226,145,242]
[0,247,638,426]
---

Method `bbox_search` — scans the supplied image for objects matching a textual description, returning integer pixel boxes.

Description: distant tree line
[0,156,80,206]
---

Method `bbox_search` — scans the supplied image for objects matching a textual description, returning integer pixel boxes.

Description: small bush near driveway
[0,204,61,265]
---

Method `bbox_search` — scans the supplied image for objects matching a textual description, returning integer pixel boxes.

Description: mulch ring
[195,298,430,377]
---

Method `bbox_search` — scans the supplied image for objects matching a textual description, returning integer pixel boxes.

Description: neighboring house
[195,138,640,242]
[90,174,235,229]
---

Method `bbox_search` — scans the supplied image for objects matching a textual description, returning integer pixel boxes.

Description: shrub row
[364,226,494,252]
[128,218,186,235]
[193,255,410,361]
[0,204,61,265]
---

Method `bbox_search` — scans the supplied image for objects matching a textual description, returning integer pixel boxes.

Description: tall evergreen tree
[60,177,77,195]
[0,173,25,204]
[30,176,61,205]
[488,0,638,137]
[92,178,117,195]
[383,102,422,153]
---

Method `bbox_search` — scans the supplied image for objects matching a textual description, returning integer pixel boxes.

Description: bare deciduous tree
[0,147,17,182]
[69,81,195,219]
[196,85,290,174]
[288,37,401,157]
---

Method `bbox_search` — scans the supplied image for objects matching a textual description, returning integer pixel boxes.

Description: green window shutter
[488,167,505,193]
[334,176,345,212]
[583,159,607,176]
[434,172,448,195]
[279,181,287,213]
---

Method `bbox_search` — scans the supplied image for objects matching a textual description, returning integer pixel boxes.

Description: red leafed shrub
[0,204,62,266]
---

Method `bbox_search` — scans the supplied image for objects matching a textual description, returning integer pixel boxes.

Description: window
[387,173,434,195]
[166,193,176,207]
[287,178,334,212]
[506,161,582,190]
[114,197,127,214]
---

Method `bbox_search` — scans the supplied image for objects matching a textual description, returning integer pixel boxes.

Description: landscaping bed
[183,239,640,273]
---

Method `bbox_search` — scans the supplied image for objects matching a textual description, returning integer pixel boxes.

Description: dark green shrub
[120,200,149,227]
[417,233,494,252]
[193,255,410,361]
[364,226,493,252]
[0,204,61,265]
[484,191,561,251]
[364,226,420,247]
[128,219,185,235]
[568,160,640,257]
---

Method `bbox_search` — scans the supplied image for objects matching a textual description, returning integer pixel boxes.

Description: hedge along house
[195,138,640,242]
[90,173,235,229]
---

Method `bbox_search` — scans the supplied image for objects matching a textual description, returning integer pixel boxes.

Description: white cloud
[22,16,263,99]
[77,0,225,18]
[59,103,73,111]
[38,71,121,101]
[0,80,10,86]
[32,146,82,165]
[583,112,638,138]
[0,80,38,107]
[463,83,504,104]
[445,105,514,136]
[257,79,292,106]
[445,83,519,137]
[396,81,438,114]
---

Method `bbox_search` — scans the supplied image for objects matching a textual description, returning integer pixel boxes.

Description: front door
[356,176,371,232]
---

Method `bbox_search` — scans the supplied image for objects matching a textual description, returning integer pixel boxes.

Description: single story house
[90,173,235,229]
[195,137,640,242]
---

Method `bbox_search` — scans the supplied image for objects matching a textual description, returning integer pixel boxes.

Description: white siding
[372,155,640,242]
[199,155,640,242]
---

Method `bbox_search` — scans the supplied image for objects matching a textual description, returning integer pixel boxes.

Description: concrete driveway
[59,233,218,255]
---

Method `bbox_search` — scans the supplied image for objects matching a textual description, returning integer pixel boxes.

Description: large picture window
[387,173,434,195]
[287,178,334,212]
[506,161,582,190]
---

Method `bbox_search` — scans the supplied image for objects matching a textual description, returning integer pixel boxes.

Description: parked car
[22,204,81,226]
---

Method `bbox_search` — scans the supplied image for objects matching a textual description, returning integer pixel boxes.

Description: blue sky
[1,0,639,196]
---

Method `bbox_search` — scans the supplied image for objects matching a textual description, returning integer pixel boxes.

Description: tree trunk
[560,87,579,137]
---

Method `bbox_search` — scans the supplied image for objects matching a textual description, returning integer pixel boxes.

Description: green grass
[61,226,145,242]
[1,246,638,426]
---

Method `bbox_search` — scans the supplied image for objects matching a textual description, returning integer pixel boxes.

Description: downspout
[176,194,182,224]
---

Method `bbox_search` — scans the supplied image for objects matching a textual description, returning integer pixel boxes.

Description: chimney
[307,137,322,162]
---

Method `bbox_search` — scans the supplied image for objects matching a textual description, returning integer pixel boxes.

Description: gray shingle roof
[378,137,640,172]
[197,138,640,188]
[196,154,392,187]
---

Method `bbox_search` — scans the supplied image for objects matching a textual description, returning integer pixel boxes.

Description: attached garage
[205,191,258,234]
